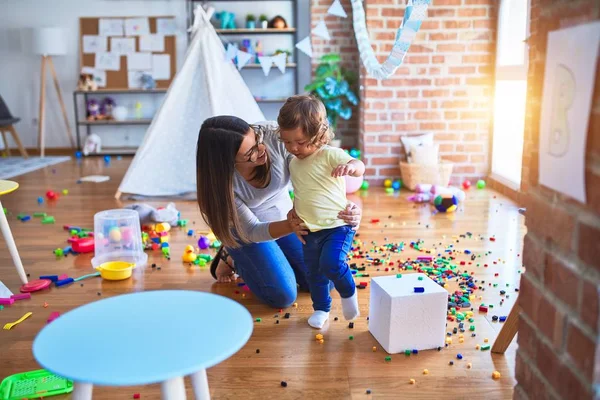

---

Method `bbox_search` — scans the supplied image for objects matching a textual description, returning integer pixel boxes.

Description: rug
[0,156,71,180]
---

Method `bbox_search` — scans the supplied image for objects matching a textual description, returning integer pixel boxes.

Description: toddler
[278,95,365,329]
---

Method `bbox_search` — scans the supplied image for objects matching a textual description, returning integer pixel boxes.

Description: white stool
[0,180,28,284]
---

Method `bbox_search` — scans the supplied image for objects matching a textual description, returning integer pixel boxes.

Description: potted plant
[273,49,292,63]
[259,14,269,29]
[305,53,359,131]
[246,14,256,29]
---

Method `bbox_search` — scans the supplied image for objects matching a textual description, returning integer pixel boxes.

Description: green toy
[0,369,73,400]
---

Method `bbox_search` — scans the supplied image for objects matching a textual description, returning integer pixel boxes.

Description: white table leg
[0,199,28,284]
[191,369,210,400]
[72,382,93,400]
[161,376,186,399]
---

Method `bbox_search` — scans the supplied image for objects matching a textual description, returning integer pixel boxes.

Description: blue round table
[33,291,253,399]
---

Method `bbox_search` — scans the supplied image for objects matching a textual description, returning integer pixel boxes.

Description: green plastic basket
[0,369,73,400]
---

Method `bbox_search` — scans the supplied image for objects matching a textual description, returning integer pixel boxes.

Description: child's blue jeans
[304,225,356,312]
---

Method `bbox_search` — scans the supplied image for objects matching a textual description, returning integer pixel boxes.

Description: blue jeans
[304,225,356,312]
[225,234,309,308]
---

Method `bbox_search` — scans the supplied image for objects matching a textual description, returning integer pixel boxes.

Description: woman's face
[235,127,267,166]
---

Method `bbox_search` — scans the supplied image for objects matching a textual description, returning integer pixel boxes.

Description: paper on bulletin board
[83,35,106,53]
[125,18,150,36]
[151,54,170,80]
[539,21,600,203]
[82,66,107,87]
[127,52,152,70]
[127,70,147,89]
[156,18,177,35]
[110,37,135,55]
[94,52,120,71]
[99,18,124,36]
[139,34,165,52]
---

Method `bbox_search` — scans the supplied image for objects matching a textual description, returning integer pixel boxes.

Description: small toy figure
[100,97,116,120]
[134,101,143,119]
[78,73,97,91]
[269,15,288,29]
[86,99,100,120]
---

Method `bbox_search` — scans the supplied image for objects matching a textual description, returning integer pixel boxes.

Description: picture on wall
[538,21,600,203]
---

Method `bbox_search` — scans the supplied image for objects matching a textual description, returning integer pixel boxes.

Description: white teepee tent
[116,6,265,199]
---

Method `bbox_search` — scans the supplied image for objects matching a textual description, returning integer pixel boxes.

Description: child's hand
[287,208,308,244]
[332,163,356,178]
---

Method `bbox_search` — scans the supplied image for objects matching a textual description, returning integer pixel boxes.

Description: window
[490,0,530,189]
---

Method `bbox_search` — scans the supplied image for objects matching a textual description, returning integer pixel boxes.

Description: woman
[196,116,361,308]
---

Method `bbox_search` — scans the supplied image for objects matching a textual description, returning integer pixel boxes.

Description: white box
[369,273,448,354]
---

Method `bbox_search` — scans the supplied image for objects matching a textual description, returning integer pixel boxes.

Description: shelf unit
[186,0,310,118]
[72,89,166,156]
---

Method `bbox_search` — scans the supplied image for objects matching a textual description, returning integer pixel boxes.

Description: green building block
[396,274,402,278]
[404,350,411,356]
[385,356,392,362]
[349,335,354,340]
[42,216,55,224]
[469,325,475,331]
[33,212,46,218]
[481,345,491,351]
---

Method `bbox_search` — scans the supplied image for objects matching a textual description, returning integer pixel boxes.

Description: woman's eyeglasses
[240,125,265,163]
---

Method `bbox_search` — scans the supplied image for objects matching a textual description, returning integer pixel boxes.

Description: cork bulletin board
[79,16,177,90]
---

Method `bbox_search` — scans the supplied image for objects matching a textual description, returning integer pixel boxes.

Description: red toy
[462,180,471,190]
[70,237,95,253]
[46,190,58,200]
[20,279,52,293]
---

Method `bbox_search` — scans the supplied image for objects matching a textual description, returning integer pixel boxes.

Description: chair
[0,95,28,158]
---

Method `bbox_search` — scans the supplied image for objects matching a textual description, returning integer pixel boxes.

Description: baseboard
[1,147,76,156]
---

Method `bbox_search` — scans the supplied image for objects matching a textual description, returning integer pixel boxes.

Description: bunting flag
[236,50,253,70]
[350,0,431,80]
[225,43,238,61]
[328,0,348,18]
[258,56,273,76]
[295,36,313,57]
[312,20,331,40]
[272,53,288,74]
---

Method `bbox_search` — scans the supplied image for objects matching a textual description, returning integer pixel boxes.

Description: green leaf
[321,54,341,64]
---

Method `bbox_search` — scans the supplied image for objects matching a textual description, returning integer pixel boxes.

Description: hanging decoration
[312,20,331,40]
[272,53,287,74]
[258,56,273,76]
[350,0,431,79]
[236,50,253,70]
[328,0,348,18]
[295,36,313,57]
[225,43,237,61]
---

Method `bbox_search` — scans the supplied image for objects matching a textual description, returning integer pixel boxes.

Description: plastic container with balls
[91,209,147,269]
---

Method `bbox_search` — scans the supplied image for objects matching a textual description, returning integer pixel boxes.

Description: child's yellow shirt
[289,146,354,232]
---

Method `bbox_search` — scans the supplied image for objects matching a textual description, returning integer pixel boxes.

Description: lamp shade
[32,27,67,55]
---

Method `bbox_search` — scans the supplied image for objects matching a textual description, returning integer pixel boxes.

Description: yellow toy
[96,261,136,280]
[109,227,122,242]
[182,245,197,263]
[156,223,171,233]
[384,179,392,188]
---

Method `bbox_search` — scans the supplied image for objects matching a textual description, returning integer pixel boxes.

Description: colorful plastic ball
[349,148,360,159]
[476,179,486,189]
[384,179,393,188]
[198,236,211,250]
[434,194,458,213]
[104,155,111,163]
[109,227,122,242]
[37,197,44,204]
[46,191,57,200]
[462,180,471,190]
[392,180,401,190]
[75,151,82,159]
[360,180,370,191]
[345,175,364,194]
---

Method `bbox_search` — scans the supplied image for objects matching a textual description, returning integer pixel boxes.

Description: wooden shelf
[75,89,167,94]
[78,119,152,125]
[216,28,296,34]
[254,98,288,103]
[243,63,296,69]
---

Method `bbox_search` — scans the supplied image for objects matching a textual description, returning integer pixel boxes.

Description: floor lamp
[32,27,76,157]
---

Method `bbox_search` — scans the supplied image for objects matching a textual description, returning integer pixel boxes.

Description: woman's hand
[287,208,309,244]
[338,202,362,229]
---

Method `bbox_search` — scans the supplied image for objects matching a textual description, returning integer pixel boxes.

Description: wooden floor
[0,158,524,399]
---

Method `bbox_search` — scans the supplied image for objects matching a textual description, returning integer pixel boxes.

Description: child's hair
[277,95,334,147]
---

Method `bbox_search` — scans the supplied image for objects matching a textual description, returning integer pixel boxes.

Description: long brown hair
[277,94,334,147]
[196,116,270,248]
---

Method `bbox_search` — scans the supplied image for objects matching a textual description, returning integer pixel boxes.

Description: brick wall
[515,1,600,399]
[311,0,360,147]
[357,0,497,184]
